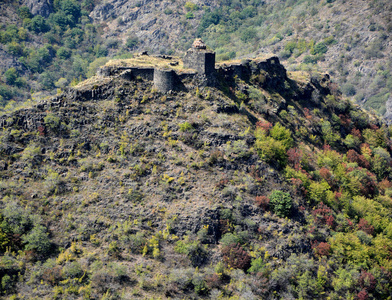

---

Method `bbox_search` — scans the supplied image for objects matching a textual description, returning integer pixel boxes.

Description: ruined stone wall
[97,66,154,81]
[217,63,247,79]
[130,67,154,81]
[253,57,286,78]
[216,56,287,84]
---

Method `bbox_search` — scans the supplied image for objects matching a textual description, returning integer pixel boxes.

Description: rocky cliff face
[24,0,53,17]
[89,0,218,53]
[384,97,392,124]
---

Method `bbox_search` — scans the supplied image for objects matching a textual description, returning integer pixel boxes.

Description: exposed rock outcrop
[24,0,53,17]
[384,96,392,124]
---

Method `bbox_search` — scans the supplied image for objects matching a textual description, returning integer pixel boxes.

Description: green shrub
[179,121,193,132]
[269,190,292,217]
[62,261,84,279]
[225,140,250,159]
[18,6,32,19]
[27,45,55,73]
[270,123,293,149]
[303,55,318,64]
[1,274,12,292]
[7,42,24,57]
[125,36,139,49]
[185,2,198,11]
[44,169,61,193]
[185,12,195,19]
[240,27,257,43]
[175,237,207,267]
[324,36,337,45]
[248,256,267,274]
[44,113,60,130]
[321,121,339,145]
[255,130,288,167]
[311,42,328,55]
[2,201,33,235]
[192,274,208,295]
[284,40,297,53]
[23,225,51,256]
[3,68,18,85]
[0,84,15,102]
[28,15,50,33]
[342,83,356,96]
[219,232,243,247]
[126,232,146,253]
[57,47,71,59]
[52,0,81,29]
[197,9,220,35]
[308,181,331,204]
[343,134,360,149]
[21,143,41,164]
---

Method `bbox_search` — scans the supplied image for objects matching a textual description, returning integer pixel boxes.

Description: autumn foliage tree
[222,243,251,271]
[312,202,334,227]
[255,196,269,210]
[312,242,331,257]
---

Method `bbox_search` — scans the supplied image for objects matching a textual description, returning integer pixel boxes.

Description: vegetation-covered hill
[1,55,392,299]
[1,0,392,116]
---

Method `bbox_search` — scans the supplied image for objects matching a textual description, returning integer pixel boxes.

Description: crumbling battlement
[217,57,287,81]
[97,66,154,81]
[95,48,287,94]
[95,39,218,93]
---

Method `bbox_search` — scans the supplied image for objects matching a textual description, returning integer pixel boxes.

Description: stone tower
[153,69,174,92]
[183,39,215,75]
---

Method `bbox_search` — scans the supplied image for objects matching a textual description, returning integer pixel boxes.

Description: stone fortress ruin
[0,38,326,134]
[96,39,286,93]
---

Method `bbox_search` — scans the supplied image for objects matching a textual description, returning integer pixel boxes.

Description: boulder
[24,0,53,17]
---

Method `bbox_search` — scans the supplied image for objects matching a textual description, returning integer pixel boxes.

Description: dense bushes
[269,190,292,217]
[222,243,251,271]
[0,201,52,258]
[255,122,293,168]
[0,0,106,108]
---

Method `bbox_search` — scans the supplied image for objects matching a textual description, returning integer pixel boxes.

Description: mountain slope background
[1,52,392,298]
[1,0,392,116]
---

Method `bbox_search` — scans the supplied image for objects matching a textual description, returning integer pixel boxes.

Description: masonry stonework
[153,69,174,92]
[95,40,291,93]
[183,39,216,75]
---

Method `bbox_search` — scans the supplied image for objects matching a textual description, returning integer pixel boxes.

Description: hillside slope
[1,56,392,299]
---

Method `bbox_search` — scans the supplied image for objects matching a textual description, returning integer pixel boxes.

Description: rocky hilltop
[1,0,392,117]
[1,52,392,299]
[88,0,392,114]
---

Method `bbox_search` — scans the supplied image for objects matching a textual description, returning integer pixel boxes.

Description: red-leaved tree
[255,196,270,210]
[312,241,331,257]
[347,149,370,169]
[222,244,251,271]
[256,120,272,134]
[358,219,374,236]
[359,270,376,292]
[312,202,335,228]
[287,147,303,170]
